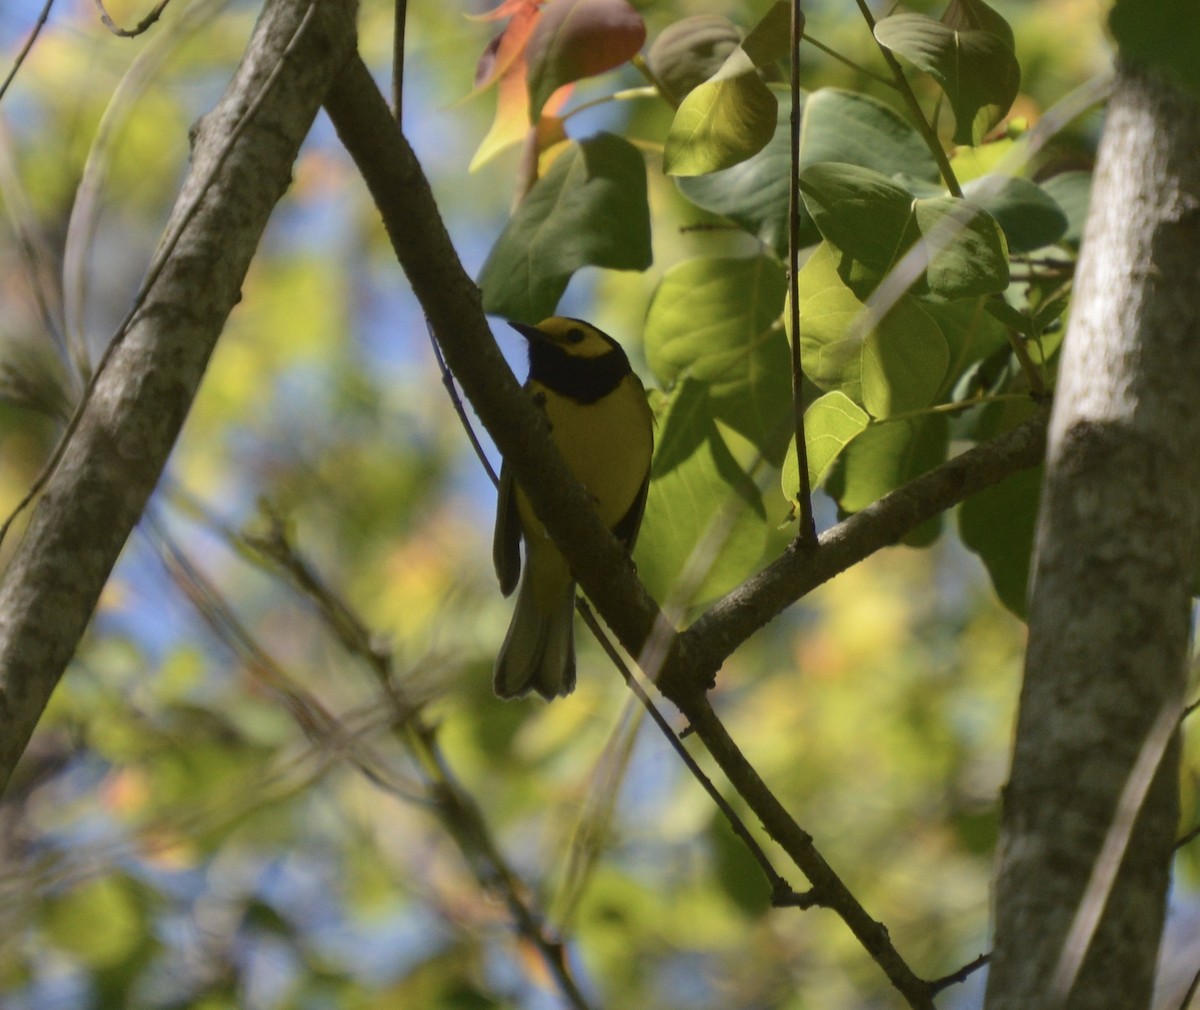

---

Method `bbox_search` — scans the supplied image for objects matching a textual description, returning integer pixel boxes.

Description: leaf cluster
[471,0,1085,615]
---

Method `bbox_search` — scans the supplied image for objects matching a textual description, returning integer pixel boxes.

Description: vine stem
[853,0,962,197]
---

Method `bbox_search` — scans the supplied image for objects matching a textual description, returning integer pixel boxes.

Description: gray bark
[985,64,1200,1010]
[0,0,358,794]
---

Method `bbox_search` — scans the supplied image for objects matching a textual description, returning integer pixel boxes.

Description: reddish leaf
[526,0,646,121]
[467,0,541,23]
[474,2,541,92]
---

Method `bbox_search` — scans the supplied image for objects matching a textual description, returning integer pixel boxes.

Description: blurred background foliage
[4,1,1196,1009]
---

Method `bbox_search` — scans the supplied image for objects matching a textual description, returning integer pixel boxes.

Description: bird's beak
[508,320,547,344]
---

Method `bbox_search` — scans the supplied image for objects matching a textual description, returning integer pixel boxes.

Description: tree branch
[322,52,678,681]
[0,0,359,794]
[683,406,1049,682]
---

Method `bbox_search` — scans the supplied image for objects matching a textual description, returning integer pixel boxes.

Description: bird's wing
[611,471,650,551]
[493,462,522,596]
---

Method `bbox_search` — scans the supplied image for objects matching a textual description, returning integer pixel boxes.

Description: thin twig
[392,0,406,126]
[799,31,894,87]
[788,0,816,548]
[1178,964,1200,1010]
[426,319,499,486]
[243,514,596,1010]
[927,952,990,995]
[92,0,173,37]
[0,2,319,549]
[0,0,56,107]
[578,601,810,908]
[678,696,936,1008]
[853,0,961,197]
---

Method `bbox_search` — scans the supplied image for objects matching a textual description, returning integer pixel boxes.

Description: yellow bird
[493,316,655,700]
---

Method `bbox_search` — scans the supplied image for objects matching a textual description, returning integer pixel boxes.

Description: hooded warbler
[493,317,654,700]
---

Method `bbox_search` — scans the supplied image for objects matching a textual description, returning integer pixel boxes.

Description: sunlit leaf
[645,257,783,388]
[675,98,805,256]
[470,65,535,172]
[44,875,147,969]
[799,87,939,183]
[644,255,789,455]
[479,132,651,321]
[825,412,951,545]
[473,2,541,92]
[637,381,779,607]
[795,243,949,418]
[873,11,1019,145]
[526,0,646,121]
[798,162,1010,300]
[663,50,778,176]
[662,3,790,176]
[646,14,741,103]
[781,391,870,508]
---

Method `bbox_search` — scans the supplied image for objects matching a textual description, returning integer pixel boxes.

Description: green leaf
[825,412,950,546]
[921,296,1009,395]
[795,243,949,418]
[674,88,940,256]
[675,98,806,256]
[873,12,1019,145]
[646,15,741,103]
[710,811,773,917]
[740,0,793,67]
[637,381,781,607]
[644,255,790,456]
[525,0,647,121]
[45,875,147,969]
[799,87,939,183]
[1039,171,1091,247]
[961,176,1067,253]
[479,133,651,322]
[798,162,1010,300]
[959,464,1042,617]
[941,0,1014,50]
[1110,0,1200,95]
[663,50,778,176]
[781,391,870,508]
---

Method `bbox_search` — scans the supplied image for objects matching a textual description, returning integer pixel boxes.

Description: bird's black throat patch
[529,342,631,404]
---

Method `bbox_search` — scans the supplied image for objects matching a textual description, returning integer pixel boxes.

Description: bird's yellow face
[521,316,621,359]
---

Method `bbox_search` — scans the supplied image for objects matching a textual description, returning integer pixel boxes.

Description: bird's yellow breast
[518,373,653,536]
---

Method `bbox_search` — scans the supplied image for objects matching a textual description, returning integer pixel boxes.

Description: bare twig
[239,510,596,1010]
[0,1,323,548]
[0,0,360,794]
[0,0,56,106]
[92,0,174,37]
[788,0,815,548]
[425,319,499,486]
[578,600,808,908]
[392,0,406,125]
[928,952,991,995]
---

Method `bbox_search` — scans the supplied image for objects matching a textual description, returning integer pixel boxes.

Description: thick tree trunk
[985,64,1200,1010]
[0,0,357,794]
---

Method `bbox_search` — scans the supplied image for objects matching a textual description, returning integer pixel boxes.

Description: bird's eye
[565,327,586,344]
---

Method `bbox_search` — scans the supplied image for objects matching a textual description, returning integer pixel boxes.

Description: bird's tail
[493,568,577,700]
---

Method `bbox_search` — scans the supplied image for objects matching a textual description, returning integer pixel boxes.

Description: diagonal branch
[683,406,1048,679]
[0,0,360,795]
[322,52,676,680]
[321,52,1050,1007]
